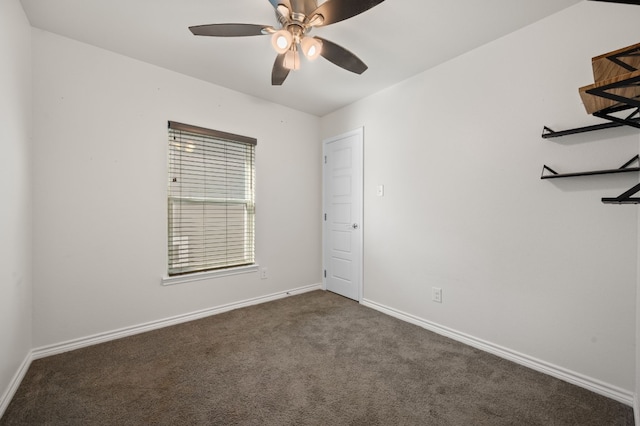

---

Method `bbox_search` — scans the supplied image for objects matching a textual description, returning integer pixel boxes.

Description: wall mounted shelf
[579,41,640,129]
[542,108,640,138]
[589,0,640,5]
[602,183,640,204]
[541,155,639,179]
[543,42,640,203]
[594,104,640,130]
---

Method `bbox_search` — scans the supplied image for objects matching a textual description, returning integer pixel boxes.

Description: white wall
[12,0,640,414]
[322,2,640,396]
[32,30,322,348]
[0,0,33,412]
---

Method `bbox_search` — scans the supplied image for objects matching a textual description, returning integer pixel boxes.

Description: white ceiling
[20,0,582,116]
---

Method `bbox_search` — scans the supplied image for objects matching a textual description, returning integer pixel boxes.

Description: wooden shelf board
[592,42,640,82]
[579,70,640,114]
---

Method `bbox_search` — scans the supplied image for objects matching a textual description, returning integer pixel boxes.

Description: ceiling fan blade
[308,0,385,27]
[315,37,368,74]
[189,24,272,37]
[272,54,290,85]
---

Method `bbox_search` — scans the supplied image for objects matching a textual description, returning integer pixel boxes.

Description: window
[167,121,256,276]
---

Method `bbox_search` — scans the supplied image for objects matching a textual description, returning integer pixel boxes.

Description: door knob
[352,223,359,229]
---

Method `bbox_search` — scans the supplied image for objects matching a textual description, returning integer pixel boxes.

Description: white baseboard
[0,351,33,419]
[33,283,322,360]
[361,298,634,406]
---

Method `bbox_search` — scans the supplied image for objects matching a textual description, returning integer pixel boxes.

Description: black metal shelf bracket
[542,108,640,138]
[543,122,624,138]
[589,1,640,6]
[602,182,640,204]
[541,165,558,177]
[541,154,640,179]
[585,69,640,129]
[594,106,640,130]
[603,44,640,71]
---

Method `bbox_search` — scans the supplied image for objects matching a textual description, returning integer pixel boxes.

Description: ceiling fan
[189,0,386,85]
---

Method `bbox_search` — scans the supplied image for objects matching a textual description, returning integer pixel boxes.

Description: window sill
[161,264,259,286]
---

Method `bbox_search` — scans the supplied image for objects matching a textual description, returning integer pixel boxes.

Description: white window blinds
[168,121,256,276]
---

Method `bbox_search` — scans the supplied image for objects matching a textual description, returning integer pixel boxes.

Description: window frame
[164,121,257,282]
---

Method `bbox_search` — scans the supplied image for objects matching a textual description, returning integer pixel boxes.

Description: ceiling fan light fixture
[301,36,322,61]
[283,48,301,70]
[271,29,293,54]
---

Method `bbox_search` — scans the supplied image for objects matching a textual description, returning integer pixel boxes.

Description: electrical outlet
[260,268,268,280]
[432,287,442,303]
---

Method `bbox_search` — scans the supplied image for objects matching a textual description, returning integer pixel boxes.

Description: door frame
[322,127,364,302]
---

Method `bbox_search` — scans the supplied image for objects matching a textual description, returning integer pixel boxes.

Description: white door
[323,128,363,301]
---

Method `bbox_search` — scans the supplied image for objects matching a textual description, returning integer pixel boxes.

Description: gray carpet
[0,290,634,425]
